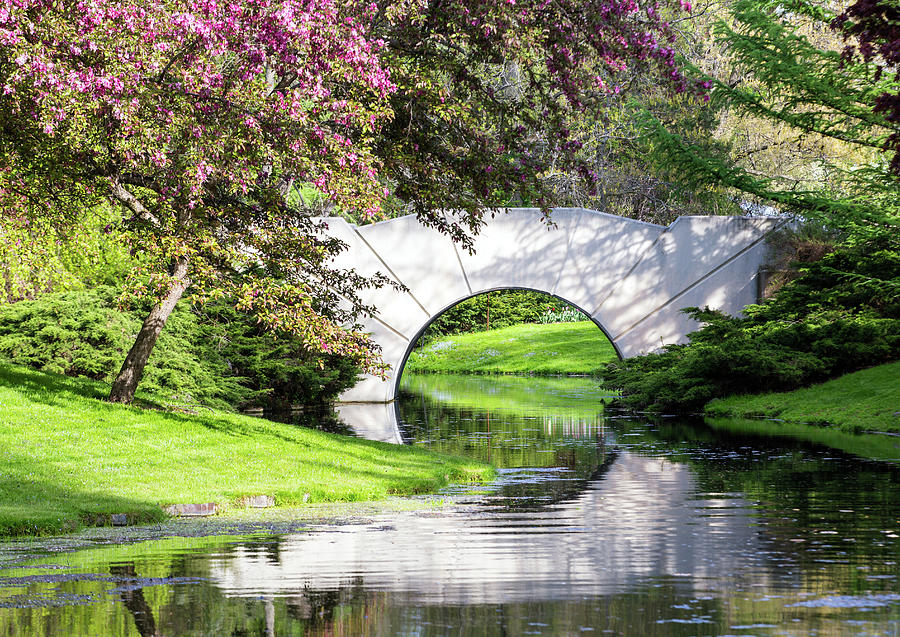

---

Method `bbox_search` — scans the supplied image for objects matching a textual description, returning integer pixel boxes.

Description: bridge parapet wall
[321,208,783,403]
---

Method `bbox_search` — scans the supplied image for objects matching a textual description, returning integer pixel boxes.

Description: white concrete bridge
[324,208,782,403]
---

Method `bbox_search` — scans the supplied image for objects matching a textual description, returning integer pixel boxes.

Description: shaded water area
[2,374,899,635]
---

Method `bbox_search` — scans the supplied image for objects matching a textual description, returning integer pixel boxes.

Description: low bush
[0,286,359,410]
[198,302,360,409]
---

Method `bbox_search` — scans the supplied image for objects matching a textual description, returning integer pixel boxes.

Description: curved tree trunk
[108,257,190,404]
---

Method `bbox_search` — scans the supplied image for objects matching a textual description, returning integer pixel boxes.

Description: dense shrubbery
[604,233,900,413]
[539,306,586,324]
[0,287,359,410]
[420,290,585,342]
[198,303,361,410]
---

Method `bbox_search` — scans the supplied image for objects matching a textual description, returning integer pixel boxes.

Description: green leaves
[639,0,900,233]
[0,287,361,410]
[604,233,900,413]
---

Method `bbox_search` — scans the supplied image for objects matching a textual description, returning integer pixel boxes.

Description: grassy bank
[0,362,494,537]
[405,321,618,374]
[705,361,900,433]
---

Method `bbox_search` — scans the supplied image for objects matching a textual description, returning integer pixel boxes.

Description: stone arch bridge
[323,208,783,403]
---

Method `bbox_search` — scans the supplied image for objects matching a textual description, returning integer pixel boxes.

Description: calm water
[1,373,899,636]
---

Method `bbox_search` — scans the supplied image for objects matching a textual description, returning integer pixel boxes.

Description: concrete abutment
[320,208,784,403]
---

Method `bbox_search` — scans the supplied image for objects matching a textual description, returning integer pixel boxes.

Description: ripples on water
[1,373,898,636]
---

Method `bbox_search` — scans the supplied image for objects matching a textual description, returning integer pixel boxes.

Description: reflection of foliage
[4,400,900,634]
[622,417,900,579]
[401,374,611,417]
[398,375,613,513]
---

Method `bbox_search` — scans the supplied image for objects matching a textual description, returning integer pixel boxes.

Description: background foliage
[0,207,131,304]
[0,287,359,410]
[640,0,899,233]
[601,0,900,413]
[417,290,586,343]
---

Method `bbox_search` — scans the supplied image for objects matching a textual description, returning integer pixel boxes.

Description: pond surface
[1,373,899,636]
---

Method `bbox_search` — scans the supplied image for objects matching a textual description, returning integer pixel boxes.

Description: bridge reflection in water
[209,447,768,605]
[3,377,898,637]
[212,376,778,611]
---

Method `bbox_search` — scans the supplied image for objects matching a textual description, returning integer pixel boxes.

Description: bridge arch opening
[329,210,780,402]
[394,287,622,396]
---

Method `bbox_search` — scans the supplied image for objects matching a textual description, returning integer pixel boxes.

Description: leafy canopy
[1,0,697,384]
[640,0,900,235]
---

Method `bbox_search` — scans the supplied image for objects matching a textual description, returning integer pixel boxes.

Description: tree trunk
[108,257,190,404]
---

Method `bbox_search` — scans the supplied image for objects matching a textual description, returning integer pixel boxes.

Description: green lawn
[0,362,494,537]
[404,321,618,374]
[705,361,900,433]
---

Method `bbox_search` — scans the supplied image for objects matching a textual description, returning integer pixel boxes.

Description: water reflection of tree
[620,418,900,592]
[109,563,160,637]
[263,580,729,636]
[486,449,619,512]
[398,382,620,510]
[396,393,607,472]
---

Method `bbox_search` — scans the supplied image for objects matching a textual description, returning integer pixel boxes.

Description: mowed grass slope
[405,322,618,374]
[0,362,494,537]
[705,361,900,433]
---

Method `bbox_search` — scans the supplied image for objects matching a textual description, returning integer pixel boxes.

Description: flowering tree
[0,0,692,403]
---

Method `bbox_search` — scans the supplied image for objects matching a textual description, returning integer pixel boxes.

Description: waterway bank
[703,416,900,462]
[0,362,494,538]
[2,374,898,636]
[705,360,900,434]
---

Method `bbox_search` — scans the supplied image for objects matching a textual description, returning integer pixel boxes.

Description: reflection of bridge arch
[208,451,764,604]
[324,208,782,402]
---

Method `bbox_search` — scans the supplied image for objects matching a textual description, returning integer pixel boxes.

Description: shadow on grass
[0,361,494,524]
[0,361,415,452]
[0,472,166,538]
[0,360,285,440]
[0,362,107,400]
[0,361,177,412]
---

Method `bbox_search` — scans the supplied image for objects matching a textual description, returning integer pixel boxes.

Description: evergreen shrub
[604,233,900,413]
[0,287,359,410]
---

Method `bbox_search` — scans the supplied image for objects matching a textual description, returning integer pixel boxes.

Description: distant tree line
[417,291,586,344]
